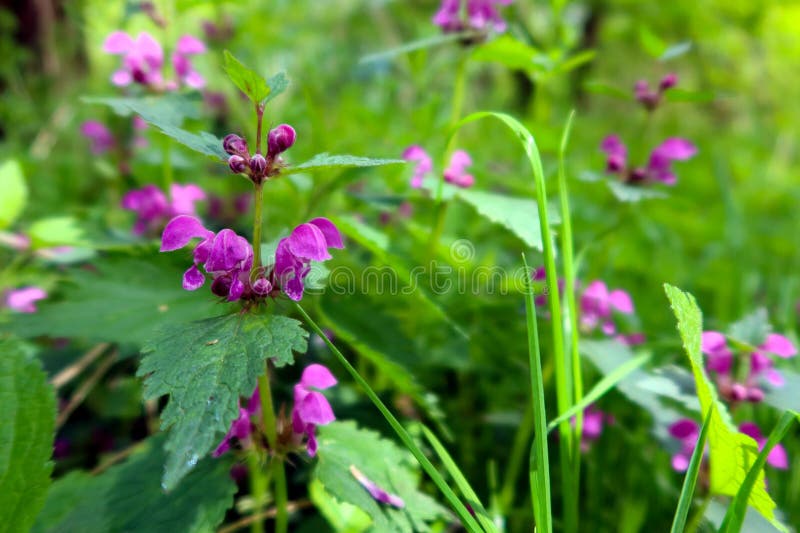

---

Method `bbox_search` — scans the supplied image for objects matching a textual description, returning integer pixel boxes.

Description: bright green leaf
[309,479,372,532]
[283,153,405,176]
[28,216,87,249]
[138,312,308,489]
[471,35,543,74]
[314,421,449,532]
[639,26,666,58]
[0,159,27,230]
[31,435,236,533]
[664,88,716,103]
[663,284,786,531]
[0,338,56,533]
[222,51,288,106]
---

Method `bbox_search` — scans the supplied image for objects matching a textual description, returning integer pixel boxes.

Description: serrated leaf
[606,181,668,202]
[223,50,270,103]
[0,159,27,230]
[727,308,770,347]
[663,284,786,531]
[27,216,88,249]
[0,338,56,533]
[8,255,224,346]
[315,422,448,532]
[263,72,289,106]
[456,189,560,250]
[31,435,236,533]
[138,312,308,489]
[84,95,227,160]
[283,153,405,176]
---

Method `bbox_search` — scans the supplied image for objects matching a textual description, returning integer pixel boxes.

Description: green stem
[246,449,268,533]
[255,103,264,154]
[271,459,289,533]
[294,303,484,533]
[257,366,288,533]
[252,182,264,274]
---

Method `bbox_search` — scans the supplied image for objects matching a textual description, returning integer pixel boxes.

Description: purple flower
[571,404,613,452]
[579,280,634,336]
[103,31,164,87]
[443,150,475,188]
[292,364,337,457]
[668,418,701,472]
[274,218,344,301]
[121,183,206,235]
[634,73,678,111]
[433,0,512,34]
[402,145,433,189]
[172,35,206,89]
[80,121,115,154]
[739,422,789,470]
[213,388,261,457]
[160,215,253,301]
[600,135,697,186]
[5,287,47,313]
[350,465,405,508]
[267,124,297,157]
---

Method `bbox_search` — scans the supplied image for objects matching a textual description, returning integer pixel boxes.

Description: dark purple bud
[223,134,249,157]
[659,73,678,91]
[252,277,272,296]
[267,124,296,156]
[228,155,248,174]
[211,275,233,298]
[249,153,267,176]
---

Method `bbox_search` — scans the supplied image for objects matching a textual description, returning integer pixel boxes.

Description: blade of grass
[546,353,650,432]
[420,425,499,533]
[294,303,484,533]
[719,411,798,533]
[522,253,552,533]
[454,111,574,532]
[670,408,713,533]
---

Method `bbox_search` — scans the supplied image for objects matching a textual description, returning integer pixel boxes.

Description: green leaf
[283,153,405,176]
[360,32,473,64]
[763,369,800,412]
[727,308,770,347]
[314,421,449,533]
[31,435,236,533]
[471,35,544,74]
[456,189,560,251]
[222,51,288,106]
[639,26,666,58]
[606,181,668,202]
[660,41,693,61]
[663,284,786,531]
[8,254,225,346]
[309,479,372,532]
[0,159,27,229]
[28,216,88,249]
[0,338,56,533]
[138,312,308,489]
[84,95,227,160]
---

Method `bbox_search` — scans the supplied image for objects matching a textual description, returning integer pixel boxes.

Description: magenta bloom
[403,145,433,189]
[739,422,789,470]
[571,404,613,452]
[292,364,337,457]
[80,121,115,154]
[213,388,261,457]
[579,280,634,335]
[121,183,206,235]
[274,218,344,301]
[668,418,701,472]
[600,135,697,185]
[402,146,475,189]
[350,465,405,508]
[172,35,206,89]
[160,215,253,301]
[5,287,47,313]
[103,31,164,87]
[634,73,678,111]
[433,0,512,33]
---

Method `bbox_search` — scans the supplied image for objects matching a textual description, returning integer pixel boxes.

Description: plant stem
[247,450,268,533]
[271,459,289,533]
[255,103,264,154]
[257,366,288,533]
[252,182,264,273]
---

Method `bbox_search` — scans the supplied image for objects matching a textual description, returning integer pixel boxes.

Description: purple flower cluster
[4,287,48,313]
[433,0,513,34]
[579,280,634,336]
[103,31,206,90]
[121,183,206,235]
[224,125,296,184]
[634,73,678,111]
[80,121,115,155]
[274,218,344,301]
[601,135,697,186]
[403,146,475,189]
[291,364,338,457]
[702,331,796,403]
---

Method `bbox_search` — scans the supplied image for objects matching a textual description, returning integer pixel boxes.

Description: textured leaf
[606,181,668,202]
[0,159,27,230]
[84,95,226,160]
[457,189,560,250]
[263,72,289,106]
[223,51,288,106]
[663,284,785,531]
[0,338,56,533]
[138,312,308,489]
[727,308,770,347]
[314,422,448,532]
[8,255,224,346]
[283,153,405,176]
[31,435,236,533]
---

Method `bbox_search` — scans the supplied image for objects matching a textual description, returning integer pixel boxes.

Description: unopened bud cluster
[634,73,678,112]
[223,124,296,184]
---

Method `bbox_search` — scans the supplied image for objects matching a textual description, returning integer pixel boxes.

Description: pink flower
[172,35,206,89]
[274,218,344,301]
[80,121,115,154]
[634,73,678,111]
[579,280,634,335]
[103,31,164,87]
[571,404,613,452]
[402,146,475,189]
[292,364,337,457]
[739,422,789,470]
[121,183,206,235]
[433,0,512,33]
[5,287,47,313]
[402,145,433,189]
[668,418,701,472]
[213,388,261,457]
[600,135,697,186]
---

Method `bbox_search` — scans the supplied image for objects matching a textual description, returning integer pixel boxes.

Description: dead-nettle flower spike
[349,465,406,508]
[634,73,678,111]
[291,364,338,457]
[121,183,206,235]
[599,135,697,186]
[267,124,296,156]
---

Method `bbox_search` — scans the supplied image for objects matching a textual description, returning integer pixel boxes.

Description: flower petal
[308,217,344,249]
[287,223,331,261]
[760,333,797,358]
[652,138,697,161]
[298,391,336,426]
[169,183,207,215]
[175,34,206,55]
[103,31,134,54]
[301,364,338,389]
[608,289,634,314]
[160,215,214,251]
[182,265,206,291]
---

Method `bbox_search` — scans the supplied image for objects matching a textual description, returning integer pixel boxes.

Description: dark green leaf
[314,422,448,532]
[0,338,56,533]
[138,312,308,489]
[32,435,236,533]
[284,153,405,176]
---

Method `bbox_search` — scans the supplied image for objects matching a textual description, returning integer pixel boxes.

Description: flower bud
[228,155,247,174]
[267,124,296,156]
[249,153,267,176]
[223,134,249,157]
[746,387,765,403]
[730,383,748,402]
[659,73,678,91]
[211,275,232,298]
[252,277,272,296]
